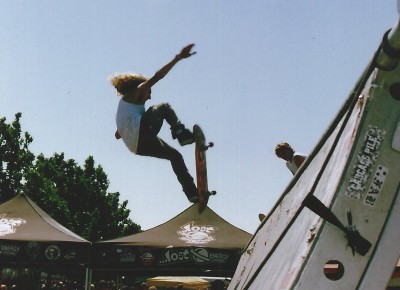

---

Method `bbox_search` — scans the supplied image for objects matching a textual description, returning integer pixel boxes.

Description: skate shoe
[184,185,199,203]
[177,129,195,146]
[171,124,194,146]
[188,194,199,203]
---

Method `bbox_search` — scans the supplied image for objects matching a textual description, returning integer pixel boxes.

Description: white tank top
[116,99,145,154]
[286,152,307,174]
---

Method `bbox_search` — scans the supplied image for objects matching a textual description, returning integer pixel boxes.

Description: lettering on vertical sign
[345,125,385,200]
[364,165,388,206]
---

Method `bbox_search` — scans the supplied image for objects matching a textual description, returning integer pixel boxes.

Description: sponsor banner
[159,247,230,266]
[116,247,136,263]
[95,245,239,270]
[0,241,89,265]
[0,243,21,257]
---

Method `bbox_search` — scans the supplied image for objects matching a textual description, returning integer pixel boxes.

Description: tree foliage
[0,113,141,241]
[0,112,35,201]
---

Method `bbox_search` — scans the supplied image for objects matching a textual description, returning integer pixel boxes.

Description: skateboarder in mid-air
[111,44,198,203]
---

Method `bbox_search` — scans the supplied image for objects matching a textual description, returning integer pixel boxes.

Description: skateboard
[193,124,216,213]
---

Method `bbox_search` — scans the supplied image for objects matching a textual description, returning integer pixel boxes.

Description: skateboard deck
[193,124,215,213]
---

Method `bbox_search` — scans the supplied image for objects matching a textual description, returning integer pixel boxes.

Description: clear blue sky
[1,1,398,234]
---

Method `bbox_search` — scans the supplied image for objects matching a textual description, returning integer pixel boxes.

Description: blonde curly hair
[110,73,148,96]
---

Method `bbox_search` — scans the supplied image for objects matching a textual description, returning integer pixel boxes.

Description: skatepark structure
[229,3,400,290]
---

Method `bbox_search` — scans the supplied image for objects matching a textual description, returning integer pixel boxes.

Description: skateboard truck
[200,142,214,151]
[205,190,217,197]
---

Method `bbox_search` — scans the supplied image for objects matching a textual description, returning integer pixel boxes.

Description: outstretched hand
[177,43,197,59]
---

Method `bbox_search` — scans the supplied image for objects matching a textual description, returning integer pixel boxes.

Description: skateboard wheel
[208,191,216,196]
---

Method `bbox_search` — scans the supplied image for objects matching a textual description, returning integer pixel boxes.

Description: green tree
[0,113,35,202]
[24,153,141,241]
[1,113,141,241]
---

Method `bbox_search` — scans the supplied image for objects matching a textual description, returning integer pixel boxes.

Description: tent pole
[85,268,88,290]
[85,268,92,290]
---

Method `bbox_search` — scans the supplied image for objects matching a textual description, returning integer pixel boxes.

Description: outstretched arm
[115,44,196,140]
[137,44,196,92]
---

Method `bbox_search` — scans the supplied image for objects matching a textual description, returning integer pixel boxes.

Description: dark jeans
[137,103,197,199]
